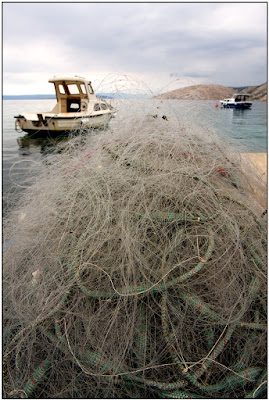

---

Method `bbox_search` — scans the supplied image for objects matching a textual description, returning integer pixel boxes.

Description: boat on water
[14,76,116,135]
[220,93,252,109]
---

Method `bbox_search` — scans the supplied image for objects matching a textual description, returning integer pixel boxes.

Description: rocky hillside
[154,83,267,101]
[238,83,267,101]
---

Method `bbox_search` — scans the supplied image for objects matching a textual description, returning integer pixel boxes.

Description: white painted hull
[15,112,113,135]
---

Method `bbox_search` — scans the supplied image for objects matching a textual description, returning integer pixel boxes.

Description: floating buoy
[215,103,218,108]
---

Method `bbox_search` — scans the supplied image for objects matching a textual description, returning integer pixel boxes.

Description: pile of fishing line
[3,113,267,399]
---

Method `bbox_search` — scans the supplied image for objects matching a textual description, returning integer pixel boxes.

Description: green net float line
[242,240,266,274]
[4,264,75,361]
[13,357,52,399]
[205,326,215,352]
[247,246,266,270]
[122,379,148,398]
[254,310,260,324]
[162,389,207,398]
[25,321,263,399]
[45,325,188,393]
[232,328,266,375]
[200,323,235,367]
[137,209,220,224]
[48,322,190,393]
[247,276,262,299]
[201,367,263,394]
[3,306,70,361]
[232,332,256,373]
[238,321,266,331]
[162,294,262,395]
[3,328,15,349]
[3,344,26,398]
[3,358,14,397]
[161,295,224,382]
[242,275,267,320]
[161,292,249,394]
[48,325,189,393]
[53,321,123,375]
[177,274,263,327]
[161,292,205,391]
[64,207,216,254]
[47,327,118,374]
[245,370,267,398]
[130,375,188,391]
[176,288,222,323]
[228,312,267,372]
[167,303,217,351]
[74,227,214,299]
[133,305,149,368]
[191,324,236,381]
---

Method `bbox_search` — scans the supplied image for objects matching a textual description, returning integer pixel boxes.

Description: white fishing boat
[14,76,116,135]
[220,93,252,109]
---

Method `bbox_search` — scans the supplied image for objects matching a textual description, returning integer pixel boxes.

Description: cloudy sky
[3,2,267,95]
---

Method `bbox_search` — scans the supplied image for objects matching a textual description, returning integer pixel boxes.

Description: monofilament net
[3,113,267,398]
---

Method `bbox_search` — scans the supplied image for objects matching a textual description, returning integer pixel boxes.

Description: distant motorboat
[220,93,252,109]
[14,76,116,135]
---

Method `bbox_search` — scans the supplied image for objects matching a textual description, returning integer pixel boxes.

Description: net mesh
[3,109,267,399]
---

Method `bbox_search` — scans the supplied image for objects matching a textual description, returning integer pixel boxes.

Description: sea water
[3,99,267,213]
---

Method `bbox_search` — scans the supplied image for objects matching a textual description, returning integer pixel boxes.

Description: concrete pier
[241,153,267,209]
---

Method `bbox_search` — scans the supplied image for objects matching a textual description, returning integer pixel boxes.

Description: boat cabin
[233,94,251,102]
[49,76,96,114]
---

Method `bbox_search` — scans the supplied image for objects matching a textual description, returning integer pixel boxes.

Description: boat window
[58,84,65,94]
[94,103,101,111]
[68,84,80,94]
[101,103,108,110]
[80,84,86,94]
[88,84,94,94]
[67,99,81,112]
[70,103,79,110]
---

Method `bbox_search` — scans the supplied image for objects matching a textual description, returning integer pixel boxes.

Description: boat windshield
[234,95,249,102]
[58,82,87,95]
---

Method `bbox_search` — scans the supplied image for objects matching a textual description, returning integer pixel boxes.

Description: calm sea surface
[3,99,267,212]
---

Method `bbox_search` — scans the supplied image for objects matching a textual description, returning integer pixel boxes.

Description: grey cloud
[3,2,267,89]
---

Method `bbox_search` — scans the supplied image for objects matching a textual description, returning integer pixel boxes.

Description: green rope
[162,389,206,398]
[3,263,75,362]
[18,357,52,399]
[160,292,260,395]
[4,157,266,398]
[133,304,149,368]
[74,227,214,299]
[202,367,263,393]
[245,370,267,398]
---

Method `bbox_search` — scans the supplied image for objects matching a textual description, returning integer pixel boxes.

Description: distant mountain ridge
[3,94,56,100]
[3,84,266,101]
[235,83,267,101]
[3,92,147,100]
[154,83,267,101]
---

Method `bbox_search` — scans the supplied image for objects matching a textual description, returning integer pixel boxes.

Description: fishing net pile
[3,113,267,399]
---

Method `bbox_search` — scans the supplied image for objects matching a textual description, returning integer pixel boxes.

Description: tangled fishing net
[3,109,267,399]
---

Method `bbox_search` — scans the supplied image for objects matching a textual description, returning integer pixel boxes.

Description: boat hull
[15,112,113,136]
[222,103,252,109]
